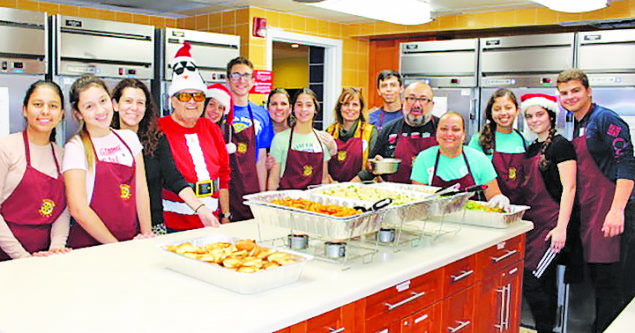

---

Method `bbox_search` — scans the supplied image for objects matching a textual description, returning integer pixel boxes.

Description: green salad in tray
[318,185,419,206]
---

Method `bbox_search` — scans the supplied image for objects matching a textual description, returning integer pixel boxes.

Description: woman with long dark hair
[469,88,527,205]
[0,80,70,260]
[111,78,220,234]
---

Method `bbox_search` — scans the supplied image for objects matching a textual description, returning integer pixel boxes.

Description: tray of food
[160,235,312,294]
[309,183,470,223]
[431,200,531,228]
[244,190,387,239]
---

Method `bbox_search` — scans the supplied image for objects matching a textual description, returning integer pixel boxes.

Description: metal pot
[377,228,396,243]
[324,241,346,258]
[287,234,309,250]
[370,158,401,175]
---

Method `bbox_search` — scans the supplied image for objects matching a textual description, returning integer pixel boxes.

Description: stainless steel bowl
[370,158,401,174]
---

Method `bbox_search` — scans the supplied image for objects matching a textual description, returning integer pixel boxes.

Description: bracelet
[193,203,205,213]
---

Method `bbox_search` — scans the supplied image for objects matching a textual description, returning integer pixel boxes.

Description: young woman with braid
[520,93,577,333]
[468,88,527,204]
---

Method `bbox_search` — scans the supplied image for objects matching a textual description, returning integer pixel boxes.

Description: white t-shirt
[62,129,143,200]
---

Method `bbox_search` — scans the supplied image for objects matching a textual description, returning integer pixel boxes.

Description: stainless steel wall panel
[0,26,45,57]
[577,29,635,72]
[480,48,572,74]
[59,33,153,64]
[401,51,476,77]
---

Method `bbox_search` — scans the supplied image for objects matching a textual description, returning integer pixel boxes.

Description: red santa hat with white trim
[520,93,558,115]
[168,41,207,96]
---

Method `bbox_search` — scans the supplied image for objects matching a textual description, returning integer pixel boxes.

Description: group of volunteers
[0,42,633,332]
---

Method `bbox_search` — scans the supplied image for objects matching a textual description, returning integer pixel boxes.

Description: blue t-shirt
[232,102,274,160]
[468,131,527,161]
[369,107,403,130]
[411,146,497,186]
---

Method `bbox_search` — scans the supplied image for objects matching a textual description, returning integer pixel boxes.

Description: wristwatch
[222,212,232,220]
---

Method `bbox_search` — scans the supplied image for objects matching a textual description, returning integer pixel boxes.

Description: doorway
[267,28,342,129]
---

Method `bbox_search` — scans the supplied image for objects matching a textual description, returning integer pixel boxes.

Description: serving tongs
[353,198,393,212]
[429,184,487,199]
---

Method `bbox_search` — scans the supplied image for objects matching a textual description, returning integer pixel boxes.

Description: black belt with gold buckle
[187,179,219,197]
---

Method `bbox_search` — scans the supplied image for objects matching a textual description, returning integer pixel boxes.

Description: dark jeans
[523,264,558,333]
[619,200,635,306]
[588,262,622,333]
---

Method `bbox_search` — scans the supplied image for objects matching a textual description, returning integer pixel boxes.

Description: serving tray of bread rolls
[159,235,312,294]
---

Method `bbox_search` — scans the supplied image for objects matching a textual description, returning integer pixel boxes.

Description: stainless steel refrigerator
[400,38,480,138]
[0,8,48,137]
[153,28,240,116]
[51,15,154,141]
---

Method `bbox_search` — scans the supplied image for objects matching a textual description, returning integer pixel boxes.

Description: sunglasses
[174,92,206,103]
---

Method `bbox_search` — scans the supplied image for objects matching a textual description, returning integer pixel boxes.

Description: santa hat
[168,42,207,96]
[520,93,558,115]
[206,83,234,124]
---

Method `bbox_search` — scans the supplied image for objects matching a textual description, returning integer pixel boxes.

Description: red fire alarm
[252,17,267,38]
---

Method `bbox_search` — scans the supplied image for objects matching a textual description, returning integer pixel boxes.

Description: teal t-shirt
[411,146,497,186]
[468,131,527,160]
[270,129,330,176]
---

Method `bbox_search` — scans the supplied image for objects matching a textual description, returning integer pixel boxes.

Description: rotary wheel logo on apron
[38,199,55,218]
[337,151,347,161]
[508,167,517,179]
[237,142,248,154]
[119,184,132,200]
[302,165,313,177]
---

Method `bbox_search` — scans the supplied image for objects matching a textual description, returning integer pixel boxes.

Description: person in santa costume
[158,42,231,230]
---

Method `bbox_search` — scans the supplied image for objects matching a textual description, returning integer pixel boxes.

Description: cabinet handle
[327,327,344,333]
[504,283,512,330]
[491,250,518,263]
[414,313,429,324]
[448,320,471,333]
[451,270,474,283]
[494,287,506,332]
[384,291,426,311]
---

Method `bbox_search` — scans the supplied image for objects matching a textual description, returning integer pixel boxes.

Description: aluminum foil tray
[309,183,470,223]
[244,190,386,240]
[159,234,312,294]
[432,202,531,228]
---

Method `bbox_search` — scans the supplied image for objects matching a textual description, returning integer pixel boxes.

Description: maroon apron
[491,130,527,205]
[573,135,620,263]
[279,129,324,190]
[229,105,261,222]
[521,153,560,271]
[387,120,438,183]
[328,126,364,182]
[68,131,138,249]
[0,132,66,260]
[430,150,476,190]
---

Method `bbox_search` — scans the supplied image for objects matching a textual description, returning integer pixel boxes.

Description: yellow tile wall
[178,7,370,106]
[2,0,177,27]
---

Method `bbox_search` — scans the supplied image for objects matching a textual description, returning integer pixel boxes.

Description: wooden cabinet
[279,234,525,333]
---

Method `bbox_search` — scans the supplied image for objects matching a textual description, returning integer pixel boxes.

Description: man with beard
[359,81,438,183]
[368,70,404,130]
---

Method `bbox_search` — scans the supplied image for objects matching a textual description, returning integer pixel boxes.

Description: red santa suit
[158,116,230,231]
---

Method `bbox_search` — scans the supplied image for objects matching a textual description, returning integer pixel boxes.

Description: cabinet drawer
[401,302,441,333]
[443,255,476,296]
[476,235,524,279]
[365,270,441,326]
[306,307,343,332]
[442,284,475,333]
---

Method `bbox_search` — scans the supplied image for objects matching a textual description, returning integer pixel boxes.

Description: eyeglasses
[229,72,253,81]
[404,96,432,105]
[174,92,206,103]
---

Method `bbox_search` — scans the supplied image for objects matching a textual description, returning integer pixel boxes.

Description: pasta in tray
[269,197,362,217]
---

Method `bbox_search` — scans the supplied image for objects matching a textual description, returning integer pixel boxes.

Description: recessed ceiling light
[531,0,608,13]
[305,0,433,25]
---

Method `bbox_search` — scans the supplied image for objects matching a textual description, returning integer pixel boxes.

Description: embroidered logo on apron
[508,167,516,180]
[302,165,313,177]
[38,199,55,218]
[119,184,132,200]
[337,151,347,161]
[237,142,248,154]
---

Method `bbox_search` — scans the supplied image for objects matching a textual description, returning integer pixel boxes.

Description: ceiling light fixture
[305,0,433,25]
[530,0,609,13]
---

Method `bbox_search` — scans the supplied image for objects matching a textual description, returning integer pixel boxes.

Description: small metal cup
[377,228,396,243]
[287,234,309,250]
[324,241,346,258]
